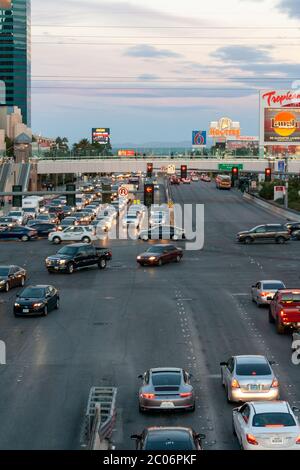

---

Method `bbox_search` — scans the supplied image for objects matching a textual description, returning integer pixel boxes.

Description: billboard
[192,130,206,146]
[209,117,240,139]
[260,90,300,147]
[118,149,135,156]
[92,128,110,145]
[264,108,300,143]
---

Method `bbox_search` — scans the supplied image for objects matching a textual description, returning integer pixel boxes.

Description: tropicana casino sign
[262,90,300,108]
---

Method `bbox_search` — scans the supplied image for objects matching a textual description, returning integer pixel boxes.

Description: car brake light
[260,292,270,297]
[296,435,300,444]
[280,310,285,318]
[180,392,193,398]
[271,378,279,388]
[142,393,155,399]
[246,434,258,446]
[231,379,240,389]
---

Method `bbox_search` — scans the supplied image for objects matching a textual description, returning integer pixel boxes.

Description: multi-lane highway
[0,180,299,450]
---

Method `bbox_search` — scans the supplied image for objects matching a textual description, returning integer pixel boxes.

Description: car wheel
[172,235,179,241]
[244,236,253,244]
[44,305,48,316]
[268,309,275,323]
[175,255,181,263]
[53,236,61,244]
[82,236,91,243]
[158,259,163,267]
[21,235,29,242]
[276,236,285,244]
[67,263,74,274]
[55,298,59,310]
[5,281,9,292]
[142,236,148,241]
[276,317,285,334]
[98,259,106,269]
[20,276,25,287]
[189,402,195,412]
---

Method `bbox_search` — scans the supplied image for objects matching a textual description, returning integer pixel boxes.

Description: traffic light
[66,184,76,207]
[12,185,22,208]
[144,183,154,207]
[147,163,153,178]
[265,168,272,182]
[231,167,239,187]
[181,165,187,179]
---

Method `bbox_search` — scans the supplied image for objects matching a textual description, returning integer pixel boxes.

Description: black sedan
[0,226,38,242]
[137,244,183,266]
[0,265,27,292]
[14,285,59,317]
[28,222,57,238]
[131,427,205,450]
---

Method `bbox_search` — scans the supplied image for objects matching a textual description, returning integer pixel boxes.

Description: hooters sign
[260,90,300,146]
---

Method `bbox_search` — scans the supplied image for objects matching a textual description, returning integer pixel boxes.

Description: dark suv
[237,224,290,244]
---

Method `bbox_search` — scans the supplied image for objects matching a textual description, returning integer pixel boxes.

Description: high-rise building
[0,0,31,126]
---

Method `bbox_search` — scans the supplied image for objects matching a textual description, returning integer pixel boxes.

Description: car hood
[237,230,250,236]
[47,254,72,261]
[17,297,44,304]
[139,252,162,258]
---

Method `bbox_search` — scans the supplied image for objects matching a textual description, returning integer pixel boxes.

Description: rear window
[236,362,271,376]
[145,433,195,450]
[151,372,181,386]
[253,413,296,428]
[263,283,285,290]
[281,294,300,303]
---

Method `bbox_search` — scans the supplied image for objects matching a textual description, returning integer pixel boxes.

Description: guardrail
[243,192,300,221]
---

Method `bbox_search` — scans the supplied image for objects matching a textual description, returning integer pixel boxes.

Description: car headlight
[33,303,44,308]
[137,256,141,260]
[59,260,66,265]
[14,303,20,307]
[149,256,157,261]
[0,280,5,285]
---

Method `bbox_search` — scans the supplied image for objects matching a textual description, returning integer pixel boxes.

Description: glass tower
[0,0,31,126]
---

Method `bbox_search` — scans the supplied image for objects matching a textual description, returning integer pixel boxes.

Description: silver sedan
[251,280,286,306]
[220,355,280,403]
[138,368,195,412]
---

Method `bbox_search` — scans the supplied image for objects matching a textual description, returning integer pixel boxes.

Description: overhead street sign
[218,163,244,171]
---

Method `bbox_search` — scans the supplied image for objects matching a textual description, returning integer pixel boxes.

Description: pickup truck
[45,243,112,274]
[269,289,300,334]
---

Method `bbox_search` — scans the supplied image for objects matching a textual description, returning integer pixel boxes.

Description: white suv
[48,226,97,244]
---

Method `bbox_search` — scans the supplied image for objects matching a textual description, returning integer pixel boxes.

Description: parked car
[237,224,290,244]
[269,289,300,334]
[251,280,286,307]
[232,401,300,450]
[14,285,59,317]
[137,244,183,266]
[0,265,27,292]
[138,367,195,412]
[0,226,38,242]
[131,427,205,450]
[220,355,279,402]
[45,243,112,274]
[48,226,97,244]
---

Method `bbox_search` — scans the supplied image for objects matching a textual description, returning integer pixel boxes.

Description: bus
[215,174,231,190]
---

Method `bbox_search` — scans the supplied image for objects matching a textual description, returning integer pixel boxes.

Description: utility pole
[285,153,289,209]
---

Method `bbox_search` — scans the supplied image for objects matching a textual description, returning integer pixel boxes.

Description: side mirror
[220,362,227,366]
[251,285,256,288]
[16,293,19,297]
[292,407,300,413]
[195,433,206,441]
[269,360,276,365]
[138,374,143,379]
[130,434,140,440]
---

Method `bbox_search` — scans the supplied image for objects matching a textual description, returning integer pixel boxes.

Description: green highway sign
[218,163,244,171]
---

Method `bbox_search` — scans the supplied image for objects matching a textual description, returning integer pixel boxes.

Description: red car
[137,244,183,266]
[181,178,191,184]
[170,176,180,185]
[269,289,300,334]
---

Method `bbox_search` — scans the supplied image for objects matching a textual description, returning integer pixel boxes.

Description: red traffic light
[265,168,271,175]
[182,165,187,171]
[232,167,238,174]
[146,186,153,193]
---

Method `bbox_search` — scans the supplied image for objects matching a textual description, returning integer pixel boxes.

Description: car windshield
[263,283,285,290]
[126,215,137,219]
[0,267,9,276]
[281,294,300,302]
[236,362,271,376]
[145,432,195,450]
[253,413,296,428]
[147,246,164,253]
[20,287,45,298]
[152,372,181,386]
[58,246,78,256]
[9,212,21,216]
[23,208,35,212]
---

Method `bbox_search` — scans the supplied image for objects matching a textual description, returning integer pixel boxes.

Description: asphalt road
[0,181,299,450]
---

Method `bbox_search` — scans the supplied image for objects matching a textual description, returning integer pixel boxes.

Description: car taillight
[280,310,285,318]
[296,435,300,444]
[180,392,193,398]
[246,434,259,446]
[231,379,240,389]
[260,292,270,297]
[141,393,155,399]
[271,378,279,388]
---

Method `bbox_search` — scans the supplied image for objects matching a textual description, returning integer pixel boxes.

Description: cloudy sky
[31,0,300,145]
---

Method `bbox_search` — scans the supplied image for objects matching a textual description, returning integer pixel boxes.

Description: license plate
[249,384,259,391]
[160,402,175,409]
[23,309,29,313]
[271,437,283,445]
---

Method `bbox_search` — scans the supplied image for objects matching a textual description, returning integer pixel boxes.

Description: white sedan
[233,401,300,450]
[48,226,97,244]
